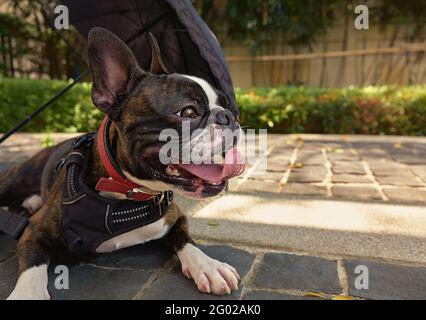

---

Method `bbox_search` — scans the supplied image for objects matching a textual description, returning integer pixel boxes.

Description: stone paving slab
[367,161,411,177]
[254,253,341,294]
[383,188,426,203]
[280,183,327,196]
[49,264,153,300]
[332,162,366,175]
[345,260,426,300]
[332,174,371,183]
[0,258,18,300]
[287,165,327,183]
[332,186,383,201]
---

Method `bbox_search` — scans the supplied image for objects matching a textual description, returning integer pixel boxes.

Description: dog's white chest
[95,217,169,253]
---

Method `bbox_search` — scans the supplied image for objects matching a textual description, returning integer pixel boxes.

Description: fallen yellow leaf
[394,142,403,149]
[195,239,207,245]
[207,220,220,227]
[332,295,355,300]
[304,292,328,299]
[293,162,304,168]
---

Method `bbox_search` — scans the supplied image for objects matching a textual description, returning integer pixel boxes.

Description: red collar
[95,116,156,201]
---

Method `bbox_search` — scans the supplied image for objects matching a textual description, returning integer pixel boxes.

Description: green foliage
[195,0,426,54]
[0,78,102,133]
[224,0,338,52]
[1,78,426,136]
[236,85,426,135]
[0,0,85,79]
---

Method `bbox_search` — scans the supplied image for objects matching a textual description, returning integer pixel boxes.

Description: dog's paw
[6,264,50,300]
[7,288,50,300]
[178,244,240,296]
[21,194,42,214]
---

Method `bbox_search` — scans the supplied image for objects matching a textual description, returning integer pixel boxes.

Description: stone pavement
[231,134,426,205]
[1,133,426,300]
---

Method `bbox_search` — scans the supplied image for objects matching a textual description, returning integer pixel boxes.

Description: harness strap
[95,116,155,202]
[60,133,174,254]
[0,208,29,240]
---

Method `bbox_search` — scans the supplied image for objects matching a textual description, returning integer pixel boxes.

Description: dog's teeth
[166,166,180,177]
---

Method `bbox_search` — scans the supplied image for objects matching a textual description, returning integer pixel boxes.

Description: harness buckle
[153,192,166,216]
[126,188,158,200]
[126,189,140,199]
[165,191,173,205]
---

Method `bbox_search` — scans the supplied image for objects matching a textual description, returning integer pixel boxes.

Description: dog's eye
[177,106,198,119]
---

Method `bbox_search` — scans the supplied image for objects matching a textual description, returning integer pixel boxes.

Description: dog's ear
[88,27,143,119]
[147,33,169,75]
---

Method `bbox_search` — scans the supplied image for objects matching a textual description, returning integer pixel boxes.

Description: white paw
[7,289,50,300]
[21,194,42,213]
[7,264,50,300]
[178,244,240,296]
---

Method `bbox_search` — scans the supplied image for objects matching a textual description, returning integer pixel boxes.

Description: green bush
[1,78,426,135]
[237,85,426,135]
[0,78,102,133]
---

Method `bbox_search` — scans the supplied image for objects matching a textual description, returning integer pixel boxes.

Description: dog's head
[88,27,244,198]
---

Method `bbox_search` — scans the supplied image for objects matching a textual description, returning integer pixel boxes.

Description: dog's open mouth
[140,145,245,197]
[155,148,245,196]
[167,148,244,183]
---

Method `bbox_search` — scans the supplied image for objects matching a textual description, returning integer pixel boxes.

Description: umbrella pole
[0,70,89,145]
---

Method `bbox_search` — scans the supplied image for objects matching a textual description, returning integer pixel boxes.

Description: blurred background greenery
[1,78,425,135]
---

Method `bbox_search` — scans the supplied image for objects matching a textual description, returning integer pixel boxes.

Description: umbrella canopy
[60,0,238,115]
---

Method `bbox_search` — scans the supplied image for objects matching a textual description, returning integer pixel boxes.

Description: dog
[0,27,244,300]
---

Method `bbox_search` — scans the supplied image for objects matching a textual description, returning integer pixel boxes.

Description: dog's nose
[214,110,233,126]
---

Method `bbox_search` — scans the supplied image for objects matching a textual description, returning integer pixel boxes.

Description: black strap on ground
[0,207,29,240]
[0,70,90,145]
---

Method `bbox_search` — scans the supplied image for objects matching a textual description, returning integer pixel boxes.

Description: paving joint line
[321,148,334,197]
[337,259,349,296]
[236,142,276,191]
[239,253,264,298]
[277,142,302,192]
[242,286,342,299]
[404,162,426,191]
[132,257,178,300]
[348,143,389,201]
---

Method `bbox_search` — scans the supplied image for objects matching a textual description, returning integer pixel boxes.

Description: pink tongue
[178,148,245,183]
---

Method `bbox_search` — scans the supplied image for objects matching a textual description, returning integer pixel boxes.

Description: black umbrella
[0,0,237,144]
[62,0,237,115]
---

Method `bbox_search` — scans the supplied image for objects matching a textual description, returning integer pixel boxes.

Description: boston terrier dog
[1,28,244,300]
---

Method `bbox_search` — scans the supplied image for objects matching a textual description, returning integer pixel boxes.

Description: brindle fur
[2,28,239,297]
[1,122,190,276]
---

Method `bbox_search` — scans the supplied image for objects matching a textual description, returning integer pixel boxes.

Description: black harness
[0,133,174,255]
[60,133,173,254]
